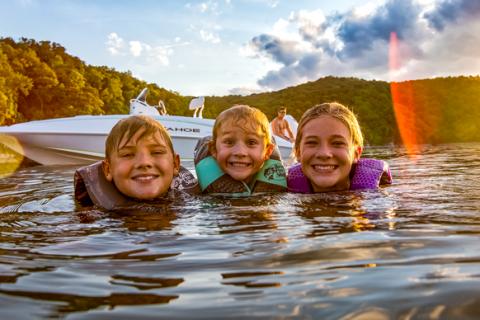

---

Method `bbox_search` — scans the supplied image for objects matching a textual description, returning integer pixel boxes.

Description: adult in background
[271,106,295,143]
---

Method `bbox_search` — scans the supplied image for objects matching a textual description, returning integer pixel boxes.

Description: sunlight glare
[0,134,24,178]
[389,31,419,159]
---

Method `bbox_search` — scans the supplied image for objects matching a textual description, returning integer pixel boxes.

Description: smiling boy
[194,105,287,195]
[74,115,199,210]
[102,116,180,199]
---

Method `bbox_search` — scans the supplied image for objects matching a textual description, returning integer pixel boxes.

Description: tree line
[1,37,479,145]
[0,37,193,124]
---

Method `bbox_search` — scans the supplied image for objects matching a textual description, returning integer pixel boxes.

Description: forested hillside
[1,38,479,145]
[205,77,396,145]
[0,37,192,124]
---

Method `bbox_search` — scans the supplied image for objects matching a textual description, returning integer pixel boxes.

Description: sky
[1,0,480,96]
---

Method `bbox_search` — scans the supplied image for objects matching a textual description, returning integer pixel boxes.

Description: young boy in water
[74,115,199,209]
[287,102,392,193]
[194,105,287,195]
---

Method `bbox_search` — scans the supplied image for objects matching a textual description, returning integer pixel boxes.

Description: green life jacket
[194,136,287,196]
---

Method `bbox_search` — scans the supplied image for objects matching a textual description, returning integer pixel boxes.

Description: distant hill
[1,37,479,145]
[206,77,396,145]
[216,75,480,145]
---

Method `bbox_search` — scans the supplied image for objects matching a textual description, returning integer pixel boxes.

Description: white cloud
[200,2,209,12]
[106,32,125,55]
[267,0,279,8]
[271,18,298,41]
[239,42,258,58]
[200,29,221,43]
[106,33,173,66]
[352,1,380,18]
[291,9,326,40]
[150,46,172,66]
[195,0,221,15]
[228,86,264,96]
[129,41,143,57]
[247,0,480,91]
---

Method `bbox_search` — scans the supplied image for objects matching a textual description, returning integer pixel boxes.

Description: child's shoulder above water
[74,102,394,210]
[286,102,392,193]
[194,105,287,196]
[74,115,200,210]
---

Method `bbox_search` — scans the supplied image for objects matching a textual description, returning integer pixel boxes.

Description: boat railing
[129,98,161,116]
[129,88,166,116]
[189,96,205,118]
[129,88,207,118]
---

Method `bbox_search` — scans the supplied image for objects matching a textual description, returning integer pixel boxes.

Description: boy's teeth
[134,175,155,181]
[230,162,248,167]
[313,165,335,170]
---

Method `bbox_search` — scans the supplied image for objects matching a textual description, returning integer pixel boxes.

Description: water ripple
[1,143,480,318]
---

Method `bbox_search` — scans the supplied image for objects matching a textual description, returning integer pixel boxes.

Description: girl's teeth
[313,165,335,170]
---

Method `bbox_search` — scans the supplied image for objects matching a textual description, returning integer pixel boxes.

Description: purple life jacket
[287,158,392,193]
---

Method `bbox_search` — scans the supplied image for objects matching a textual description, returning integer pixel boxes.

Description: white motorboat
[0,89,295,165]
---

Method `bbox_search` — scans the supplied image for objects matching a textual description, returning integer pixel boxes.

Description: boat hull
[0,115,215,165]
[0,115,295,165]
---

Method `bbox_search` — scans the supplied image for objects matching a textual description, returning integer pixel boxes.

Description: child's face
[296,115,362,192]
[102,129,180,200]
[212,123,274,183]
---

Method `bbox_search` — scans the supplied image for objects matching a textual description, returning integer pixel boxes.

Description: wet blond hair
[294,102,364,157]
[105,115,174,159]
[210,105,272,149]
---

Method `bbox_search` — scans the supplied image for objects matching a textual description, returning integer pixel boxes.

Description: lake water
[1,143,480,319]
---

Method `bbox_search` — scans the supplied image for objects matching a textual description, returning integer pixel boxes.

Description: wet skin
[102,130,180,200]
[212,125,274,183]
[296,115,362,192]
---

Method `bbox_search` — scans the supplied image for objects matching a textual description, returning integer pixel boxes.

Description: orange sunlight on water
[0,134,24,178]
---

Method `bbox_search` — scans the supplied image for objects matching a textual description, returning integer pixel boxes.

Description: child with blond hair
[288,102,392,193]
[74,115,199,210]
[194,105,287,195]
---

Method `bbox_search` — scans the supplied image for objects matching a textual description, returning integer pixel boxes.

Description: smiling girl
[288,103,392,193]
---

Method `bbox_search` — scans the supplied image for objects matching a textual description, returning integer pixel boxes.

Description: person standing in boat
[271,106,296,143]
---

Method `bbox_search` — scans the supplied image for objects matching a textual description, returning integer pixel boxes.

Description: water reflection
[0,288,178,314]
[221,271,283,289]
[1,143,480,318]
[110,274,184,290]
[213,197,279,235]
[295,193,374,235]
[284,190,399,237]
[111,208,177,232]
